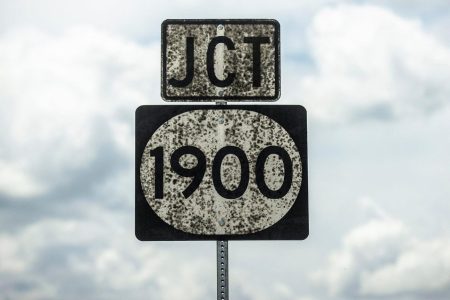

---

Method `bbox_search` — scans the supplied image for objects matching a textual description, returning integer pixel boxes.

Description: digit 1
[150,146,164,199]
[212,146,249,199]
[255,146,293,199]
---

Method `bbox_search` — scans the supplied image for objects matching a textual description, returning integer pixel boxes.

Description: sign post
[217,240,229,300]
[136,19,308,299]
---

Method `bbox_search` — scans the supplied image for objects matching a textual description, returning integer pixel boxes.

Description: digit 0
[255,146,293,199]
[212,146,249,199]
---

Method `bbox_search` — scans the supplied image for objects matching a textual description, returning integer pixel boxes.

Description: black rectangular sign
[161,19,280,101]
[136,105,308,240]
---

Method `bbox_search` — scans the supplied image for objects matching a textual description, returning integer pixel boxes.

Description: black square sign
[136,105,308,241]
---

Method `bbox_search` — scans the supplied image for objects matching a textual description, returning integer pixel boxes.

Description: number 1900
[150,145,293,199]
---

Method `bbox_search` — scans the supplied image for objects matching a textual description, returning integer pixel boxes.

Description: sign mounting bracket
[215,23,227,106]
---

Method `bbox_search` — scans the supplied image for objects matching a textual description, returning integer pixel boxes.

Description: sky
[0,0,449,299]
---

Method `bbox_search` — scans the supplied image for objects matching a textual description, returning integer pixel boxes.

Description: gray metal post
[216,22,229,300]
[217,240,229,300]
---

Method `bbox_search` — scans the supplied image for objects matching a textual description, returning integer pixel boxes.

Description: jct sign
[161,19,280,101]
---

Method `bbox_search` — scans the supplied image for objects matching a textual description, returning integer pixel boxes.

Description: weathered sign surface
[136,105,308,240]
[161,20,280,101]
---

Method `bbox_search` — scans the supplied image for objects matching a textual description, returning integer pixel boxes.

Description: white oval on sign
[140,109,302,235]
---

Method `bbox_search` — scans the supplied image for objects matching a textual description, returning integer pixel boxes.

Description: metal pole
[216,23,229,300]
[217,240,229,300]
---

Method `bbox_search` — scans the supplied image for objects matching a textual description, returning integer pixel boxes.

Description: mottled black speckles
[140,110,301,235]
[164,23,278,100]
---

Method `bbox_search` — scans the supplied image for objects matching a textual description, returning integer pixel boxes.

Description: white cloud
[360,237,450,296]
[312,211,450,298]
[0,235,27,273]
[2,211,322,300]
[0,27,159,199]
[311,217,410,295]
[298,4,450,122]
[231,270,315,300]
[0,160,46,197]
[0,214,214,300]
[0,0,331,37]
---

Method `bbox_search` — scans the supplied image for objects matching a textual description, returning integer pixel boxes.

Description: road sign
[161,19,280,101]
[136,105,308,240]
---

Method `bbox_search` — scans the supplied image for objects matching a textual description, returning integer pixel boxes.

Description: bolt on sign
[161,19,280,101]
[136,105,308,240]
